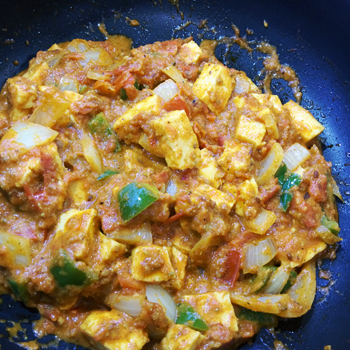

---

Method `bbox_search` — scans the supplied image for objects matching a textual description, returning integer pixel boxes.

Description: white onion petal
[111,222,153,245]
[80,133,103,174]
[315,225,342,245]
[153,79,179,102]
[243,237,278,274]
[80,50,100,67]
[146,285,176,322]
[109,295,143,317]
[263,265,290,294]
[242,208,276,235]
[166,180,178,196]
[283,143,311,171]
[58,77,78,93]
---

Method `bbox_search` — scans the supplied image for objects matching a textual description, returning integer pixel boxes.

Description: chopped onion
[242,208,277,235]
[109,294,143,317]
[329,174,344,202]
[243,237,278,274]
[257,142,284,185]
[166,180,178,196]
[162,65,186,84]
[80,133,103,174]
[0,231,31,268]
[263,265,290,294]
[110,222,152,245]
[47,52,65,68]
[145,284,176,322]
[8,121,58,151]
[58,77,78,93]
[80,50,100,67]
[316,225,342,245]
[153,79,179,102]
[78,43,88,52]
[87,68,111,81]
[283,143,311,171]
[67,45,77,52]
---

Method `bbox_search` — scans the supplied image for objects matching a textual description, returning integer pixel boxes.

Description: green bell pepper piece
[118,182,159,222]
[282,173,302,191]
[321,215,340,235]
[79,85,88,94]
[237,307,277,327]
[51,250,87,288]
[120,87,128,100]
[89,112,122,152]
[8,279,29,302]
[97,170,120,181]
[275,163,287,186]
[176,303,209,331]
[281,270,297,294]
[280,192,293,211]
[134,80,142,91]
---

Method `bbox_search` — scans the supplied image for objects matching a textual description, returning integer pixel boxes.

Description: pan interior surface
[0,0,350,349]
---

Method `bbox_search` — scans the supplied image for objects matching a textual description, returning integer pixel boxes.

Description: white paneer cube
[198,148,224,188]
[183,291,238,332]
[99,233,126,262]
[54,209,98,261]
[131,245,175,283]
[161,324,204,350]
[257,108,279,139]
[235,179,259,216]
[194,184,235,214]
[80,310,149,350]
[222,183,237,202]
[178,41,203,65]
[7,77,37,109]
[236,115,266,147]
[284,100,324,142]
[164,247,188,289]
[23,61,49,85]
[68,179,89,205]
[113,95,162,142]
[150,110,201,170]
[193,63,234,115]
[218,142,252,174]
[233,71,260,94]
[15,158,41,187]
[252,93,283,114]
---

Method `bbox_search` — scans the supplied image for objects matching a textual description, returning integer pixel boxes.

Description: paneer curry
[0,36,341,350]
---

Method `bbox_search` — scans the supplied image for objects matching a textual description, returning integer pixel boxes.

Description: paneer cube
[99,233,126,262]
[290,241,326,268]
[171,227,198,255]
[236,115,266,147]
[161,324,204,350]
[113,95,162,143]
[80,310,148,350]
[252,93,283,114]
[7,77,37,109]
[222,183,237,203]
[67,179,89,205]
[164,247,187,289]
[257,108,279,139]
[233,71,260,94]
[194,184,235,214]
[23,61,49,85]
[15,158,41,187]
[284,100,325,142]
[193,63,234,115]
[178,41,203,65]
[150,110,201,170]
[183,291,238,332]
[198,148,224,188]
[218,142,252,174]
[235,179,259,217]
[54,209,98,262]
[131,245,175,283]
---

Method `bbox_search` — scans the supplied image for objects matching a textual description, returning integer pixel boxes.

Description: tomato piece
[224,250,241,287]
[164,95,190,117]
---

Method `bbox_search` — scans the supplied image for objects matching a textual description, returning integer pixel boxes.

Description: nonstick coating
[1,0,350,349]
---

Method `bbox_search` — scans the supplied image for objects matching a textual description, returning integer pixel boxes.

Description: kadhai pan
[0,0,350,349]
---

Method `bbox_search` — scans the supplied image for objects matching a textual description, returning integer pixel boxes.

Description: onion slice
[283,143,311,171]
[242,208,277,235]
[315,225,342,245]
[145,284,176,322]
[80,133,103,174]
[263,265,290,294]
[162,65,186,84]
[257,142,284,185]
[166,180,178,197]
[109,222,152,245]
[153,79,179,102]
[108,294,143,317]
[58,77,79,93]
[243,237,278,274]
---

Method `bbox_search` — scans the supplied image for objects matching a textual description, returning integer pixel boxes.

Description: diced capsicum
[8,279,29,303]
[176,303,209,331]
[275,163,287,186]
[280,173,302,211]
[88,112,121,152]
[97,170,119,181]
[118,182,160,222]
[134,80,143,91]
[120,87,128,100]
[50,250,87,288]
[281,270,297,294]
[321,215,340,235]
[237,307,277,327]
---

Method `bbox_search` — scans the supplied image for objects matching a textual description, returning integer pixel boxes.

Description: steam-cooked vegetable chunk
[183,291,238,332]
[161,324,205,350]
[236,115,266,147]
[149,110,201,170]
[284,100,325,142]
[80,310,149,350]
[193,63,234,115]
[198,148,224,188]
[131,245,175,282]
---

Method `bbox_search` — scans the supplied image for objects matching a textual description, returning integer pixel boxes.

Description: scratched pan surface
[0,0,350,349]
